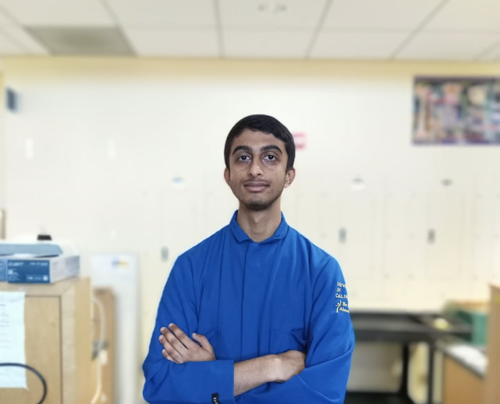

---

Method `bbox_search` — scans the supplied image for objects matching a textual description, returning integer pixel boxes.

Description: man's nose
[249,159,263,176]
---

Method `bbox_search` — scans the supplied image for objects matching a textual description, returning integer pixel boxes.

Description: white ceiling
[0,0,499,61]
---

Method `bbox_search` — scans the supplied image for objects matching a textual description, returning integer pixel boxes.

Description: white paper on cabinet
[0,291,26,388]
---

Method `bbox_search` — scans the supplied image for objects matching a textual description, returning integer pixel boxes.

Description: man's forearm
[234,354,277,396]
[159,324,305,398]
[234,350,306,396]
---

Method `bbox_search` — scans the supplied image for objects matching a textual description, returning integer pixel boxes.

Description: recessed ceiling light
[26,27,134,56]
[258,1,287,15]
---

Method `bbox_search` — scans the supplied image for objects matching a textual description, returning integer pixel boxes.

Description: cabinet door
[319,190,380,300]
[425,192,466,280]
[467,174,500,289]
[295,188,322,246]
[160,188,202,262]
[381,191,426,280]
[319,191,378,278]
[340,192,378,278]
[443,357,484,404]
[468,193,497,280]
[493,194,500,279]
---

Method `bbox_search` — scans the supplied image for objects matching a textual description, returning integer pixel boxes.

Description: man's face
[224,129,295,212]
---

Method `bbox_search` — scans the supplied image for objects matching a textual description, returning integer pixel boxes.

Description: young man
[143,114,354,404]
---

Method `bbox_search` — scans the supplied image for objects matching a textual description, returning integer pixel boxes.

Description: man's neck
[236,204,282,243]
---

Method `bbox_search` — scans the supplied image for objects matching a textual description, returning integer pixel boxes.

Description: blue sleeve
[248,258,355,404]
[142,255,236,404]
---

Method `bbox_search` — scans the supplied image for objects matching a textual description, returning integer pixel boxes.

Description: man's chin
[244,202,271,212]
[243,196,281,212]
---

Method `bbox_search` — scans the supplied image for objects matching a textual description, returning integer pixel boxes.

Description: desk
[345,312,471,404]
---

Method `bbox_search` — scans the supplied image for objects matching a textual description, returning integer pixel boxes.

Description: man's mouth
[244,181,269,192]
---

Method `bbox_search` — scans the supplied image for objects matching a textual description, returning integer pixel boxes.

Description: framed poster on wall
[413,76,500,145]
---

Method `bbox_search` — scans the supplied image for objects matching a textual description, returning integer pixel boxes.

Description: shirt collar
[229,210,289,243]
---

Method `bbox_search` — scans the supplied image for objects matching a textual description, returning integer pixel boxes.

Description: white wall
[2,58,500,385]
[0,74,5,234]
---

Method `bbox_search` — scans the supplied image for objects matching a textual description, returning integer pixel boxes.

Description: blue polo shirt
[143,212,354,404]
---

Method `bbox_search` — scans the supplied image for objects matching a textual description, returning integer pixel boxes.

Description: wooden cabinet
[0,277,91,404]
[443,356,484,404]
[484,283,500,404]
[442,283,500,404]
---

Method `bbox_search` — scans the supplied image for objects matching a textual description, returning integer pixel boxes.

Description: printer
[0,236,80,283]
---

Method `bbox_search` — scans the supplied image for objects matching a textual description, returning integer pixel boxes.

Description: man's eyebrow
[232,145,252,155]
[261,145,283,154]
[232,145,283,155]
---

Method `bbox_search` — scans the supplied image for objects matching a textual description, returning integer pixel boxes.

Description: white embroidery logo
[335,282,350,314]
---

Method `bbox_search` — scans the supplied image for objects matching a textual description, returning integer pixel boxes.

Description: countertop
[439,342,487,378]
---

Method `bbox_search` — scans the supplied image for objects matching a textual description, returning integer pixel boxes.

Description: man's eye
[265,155,276,161]
[239,155,251,161]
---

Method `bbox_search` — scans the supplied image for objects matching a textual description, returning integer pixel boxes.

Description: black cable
[0,362,47,404]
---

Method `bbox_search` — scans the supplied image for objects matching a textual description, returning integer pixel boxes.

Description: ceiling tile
[219,0,328,29]
[396,32,500,60]
[0,26,49,54]
[0,0,498,61]
[106,0,217,28]
[0,8,15,25]
[425,0,500,32]
[126,29,219,57]
[0,0,114,26]
[223,29,312,59]
[0,31,26,55]
[310,31,409,59]
[323,0,443,30]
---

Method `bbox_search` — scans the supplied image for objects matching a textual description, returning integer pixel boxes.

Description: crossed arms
[142,253,355,404]
[159,323,306,396]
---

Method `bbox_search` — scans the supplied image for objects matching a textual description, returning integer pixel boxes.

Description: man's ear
[284,168,296,188]
[224,168,231,186]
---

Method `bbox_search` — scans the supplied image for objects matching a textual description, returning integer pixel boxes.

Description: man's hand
[274,350,306,383]
[159,323,215,364]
